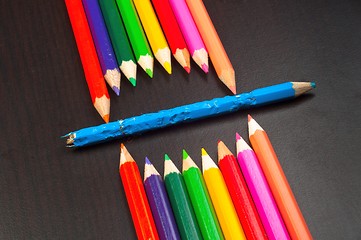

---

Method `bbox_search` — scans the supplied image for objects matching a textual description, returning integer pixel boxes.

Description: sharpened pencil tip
[164,154,170,161]
[112,86,120,96]
[182,149,189,160]
[102,114,110,123]
[248,114,252,122]
[230,86,236,94]
[201,148,208,156]
[129,78,136,87]
[163,62,172,74]
[311,82,316,88]
[236,132,241,140]
[184,66,190,73]
[145,157,151,165]
[146,69,153,78]
[201,64,209,73]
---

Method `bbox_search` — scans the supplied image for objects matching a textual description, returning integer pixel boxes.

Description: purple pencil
[169,0,208,73]
[144,157,181,240]
[236,133,290,240]
[82,0,121,95]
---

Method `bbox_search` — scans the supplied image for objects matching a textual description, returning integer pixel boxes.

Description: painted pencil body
[169,0,208,73]
[151,0,190,73]
[218,141,267,240]
[116,0,154,77]
[133,0,172,74]
[202,148,246,240]
[64,0,110,122]
[119,144,159,240]
[66,82,316,147]
[186,0,235,93]
[182,150,223,240]
[82,0,121,95]
[163,154,202,240]
[144,157,180,240]
[99,0,137,86]
[236,133,289,240]
[248,116,313,240]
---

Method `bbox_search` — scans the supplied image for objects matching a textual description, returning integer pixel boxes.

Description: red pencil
[119,144,159,240]
[151,0,191,73]
[64,0,110,122]
[218,140,267,240]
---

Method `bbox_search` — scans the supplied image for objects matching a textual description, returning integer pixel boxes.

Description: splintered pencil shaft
[66,82,315,147]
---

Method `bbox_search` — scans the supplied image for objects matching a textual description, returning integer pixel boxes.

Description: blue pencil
[144,157,181,240]
[65,82,315,147]
[82,0,121,95]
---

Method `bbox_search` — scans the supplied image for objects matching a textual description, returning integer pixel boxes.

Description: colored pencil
[185,0,235,94]
[169,0,209,73]
[98,0,137,86]
[151,0,191,73]
[133,0,172,74]
[236,133,290,240]
[82,0,121,95]
[144,157,181,240]
[163,154,202,240]
[119,144,159,240]
[65,82,316,147]
[182,150,223,240]
[248,115,313,240]
[202,148,246,240]
[116,0,154,77]
[218,141,267,240]
[64,0,110,123]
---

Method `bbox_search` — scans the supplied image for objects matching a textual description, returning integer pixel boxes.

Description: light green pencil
[115,0,154,78]
[182,150,224,240]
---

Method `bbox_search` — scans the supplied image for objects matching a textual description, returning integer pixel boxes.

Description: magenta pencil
[236,133,290,240]
[168,0,208,73]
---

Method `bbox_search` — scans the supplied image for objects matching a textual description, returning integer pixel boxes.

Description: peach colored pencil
[185,0,235,94]
[248,115,312,240]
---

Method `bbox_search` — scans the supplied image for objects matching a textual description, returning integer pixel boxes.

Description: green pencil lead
[164,154,171,161]
[129,77,136,87]
[146,68,153,78]
[182,149,189,160]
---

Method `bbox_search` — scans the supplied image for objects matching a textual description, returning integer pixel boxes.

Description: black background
[1,0,361,239]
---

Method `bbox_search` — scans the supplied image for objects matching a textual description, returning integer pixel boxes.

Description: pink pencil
[168,0,208,73]
[236,133,290,240]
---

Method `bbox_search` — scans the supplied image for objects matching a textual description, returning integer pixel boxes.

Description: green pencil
[164,154,202,240]
[99,0,137,86]
[182,150,224,240]
[115,0,154,78]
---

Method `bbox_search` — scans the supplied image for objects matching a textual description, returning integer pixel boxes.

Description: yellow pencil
[133,0,172,74]
[202,148,246,240]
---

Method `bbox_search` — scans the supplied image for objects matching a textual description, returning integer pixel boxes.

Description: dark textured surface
[1,0,361,239]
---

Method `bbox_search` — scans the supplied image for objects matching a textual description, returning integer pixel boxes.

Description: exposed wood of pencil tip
[292,82,316,96]
[217,140,233,161]
[219,68,236,94]
[104,68,121,96]
[174,48,191,73]
[120,143,135,165]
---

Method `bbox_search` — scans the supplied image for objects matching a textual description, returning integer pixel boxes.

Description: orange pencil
[185,0,235,94]
[119,144,159,240]
[248,115,312,240]
[64,0,110,122]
